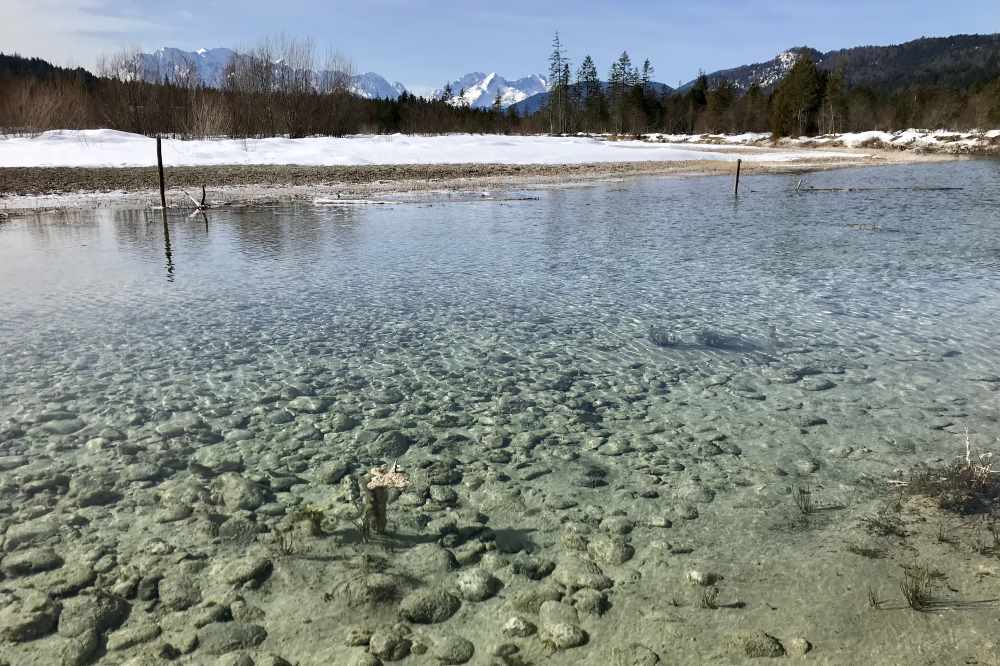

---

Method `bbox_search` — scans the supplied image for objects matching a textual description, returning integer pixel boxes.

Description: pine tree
[441,83,453,102]
[770,55,825,137]
[822,68,847,133]
[640,59,654,93]
[576,55,602,132]
[548,31,568,134]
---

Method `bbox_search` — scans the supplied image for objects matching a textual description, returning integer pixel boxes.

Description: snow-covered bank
[0,130,856,169]
[645,128,1000,153]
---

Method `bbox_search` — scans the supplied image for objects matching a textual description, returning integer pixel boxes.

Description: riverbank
[0,147,959,213]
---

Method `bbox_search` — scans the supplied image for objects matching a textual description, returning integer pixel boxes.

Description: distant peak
[196,48,207,56]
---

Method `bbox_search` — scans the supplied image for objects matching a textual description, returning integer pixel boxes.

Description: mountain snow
[141,47,235,87]
[754,50,802,88]
[137,47,408,100]
[350,72,408,100]
[434,72,548,109]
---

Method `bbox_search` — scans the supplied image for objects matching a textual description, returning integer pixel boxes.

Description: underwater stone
[587,535,634,566]
[553,554,612,591]
[432,634,475,664]
[728,631,785,658]
[0,589,60,642]
[369,624,412,661]
[502,616,537,638]
[57,591,129,637]
[211,473,269,512]
[399,589,460,624]
[196,622,266,655]
[540,622,587,650]
[456,568,501,601]
[571,589,609,616]
[106,621,161,651]
[1,547,63,577]
[616,643,660,665]
[287,396,328,413]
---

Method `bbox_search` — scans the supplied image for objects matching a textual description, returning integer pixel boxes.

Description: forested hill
[684,33,1000,92]
[0,53,97,85]
[822,34,1000,89]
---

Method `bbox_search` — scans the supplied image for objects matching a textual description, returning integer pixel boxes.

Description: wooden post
[156,137,166,212]
[734,159,742,196]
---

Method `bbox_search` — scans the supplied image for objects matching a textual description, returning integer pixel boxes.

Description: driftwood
[182,185,209,210]
[794,179,962,193]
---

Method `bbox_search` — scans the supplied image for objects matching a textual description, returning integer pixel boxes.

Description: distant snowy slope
[434,72,548,109]
[677,48,819,92]
[141,47,236,87]
[137,47,407,99]
[351,72,408,100]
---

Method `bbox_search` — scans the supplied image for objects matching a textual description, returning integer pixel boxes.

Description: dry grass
[903,429,1000,514]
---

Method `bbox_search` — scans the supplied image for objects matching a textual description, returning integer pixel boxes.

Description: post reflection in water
[160,210,175,283]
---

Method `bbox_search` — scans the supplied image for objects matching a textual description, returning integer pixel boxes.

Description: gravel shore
[0,148,959,212]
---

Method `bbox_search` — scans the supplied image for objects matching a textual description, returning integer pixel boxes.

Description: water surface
[2,161,1000,664]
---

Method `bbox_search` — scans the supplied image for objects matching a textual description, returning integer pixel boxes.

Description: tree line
[2,34,999,139]
[0,40,522,138]
[542,33,1000,135]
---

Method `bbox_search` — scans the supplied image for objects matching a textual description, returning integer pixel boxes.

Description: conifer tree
[547,31,570,134]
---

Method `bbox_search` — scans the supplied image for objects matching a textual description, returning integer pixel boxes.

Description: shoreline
[0,148,964,213]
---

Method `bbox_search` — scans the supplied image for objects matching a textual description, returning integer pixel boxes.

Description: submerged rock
[432,634,475,664]
[196,622,267,655]
[399,589,460,624]
[0,589,61,642]
[2,547,64,577]
[729,631,785,658]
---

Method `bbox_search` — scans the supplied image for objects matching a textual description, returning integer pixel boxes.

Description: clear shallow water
[4,162,1000,426]
[3,160,1000,663]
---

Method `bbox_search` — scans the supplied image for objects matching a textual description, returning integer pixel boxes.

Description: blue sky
[2,0,998,93]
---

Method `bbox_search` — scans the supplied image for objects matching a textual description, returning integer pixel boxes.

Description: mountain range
[680,33,1000,92]
[138,47,408,100]
[126,34,1000,114]
[433,72,548,109]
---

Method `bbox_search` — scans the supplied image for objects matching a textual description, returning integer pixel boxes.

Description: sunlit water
[2,160,1000,663]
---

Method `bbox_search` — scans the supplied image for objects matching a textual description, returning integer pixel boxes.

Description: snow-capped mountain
[137,47,407,99]
[677,47,820,92]
[351,72,407,100]
[141,47,234,87]
[434,72,548,109]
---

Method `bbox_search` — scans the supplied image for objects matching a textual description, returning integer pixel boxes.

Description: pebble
[106,622,162,651]
[432,634,475,664]
[456,568,501,601]
[553,554,612,591]
[0,589,60,642]
[1,547,64,577]
[785,637,812,656]
[57,591,129,637]
[587,535,635,565]
[369,624,412,661]
[540,622,587,650]
[502,616,537,638]
[399,589,461,624]
[196,622,267,655]
[728,631,785,658]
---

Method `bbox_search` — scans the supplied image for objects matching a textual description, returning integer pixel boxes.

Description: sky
[2,0,999,94]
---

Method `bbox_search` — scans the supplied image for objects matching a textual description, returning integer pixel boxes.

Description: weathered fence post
[734,159,742,196]
[156,137,167,213]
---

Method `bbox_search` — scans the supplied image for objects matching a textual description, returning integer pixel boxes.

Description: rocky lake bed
[2,160,1000,664]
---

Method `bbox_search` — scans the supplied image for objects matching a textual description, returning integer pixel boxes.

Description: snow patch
[0,130,855,168]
